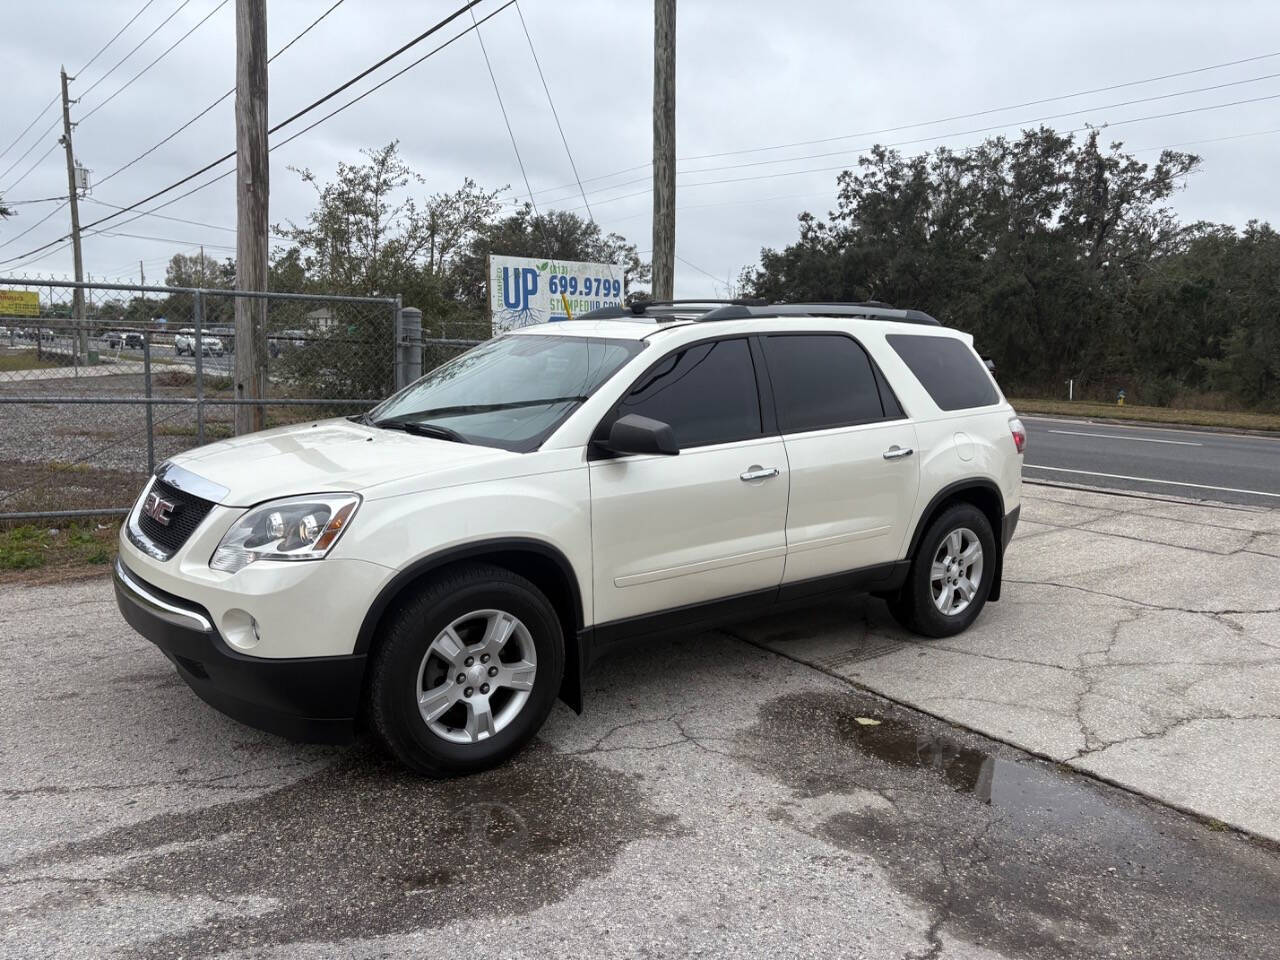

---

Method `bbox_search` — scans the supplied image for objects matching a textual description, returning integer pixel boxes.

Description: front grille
[136,478,216,556]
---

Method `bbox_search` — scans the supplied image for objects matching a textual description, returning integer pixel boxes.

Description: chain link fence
[0,277,482,522]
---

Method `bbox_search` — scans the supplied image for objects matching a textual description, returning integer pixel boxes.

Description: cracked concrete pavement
[3,481,1280,957]
[734,482,1280,842]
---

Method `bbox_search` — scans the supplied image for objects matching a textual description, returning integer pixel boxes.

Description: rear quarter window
[886,334,999,411]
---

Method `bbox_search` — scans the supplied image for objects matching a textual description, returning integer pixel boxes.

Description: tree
[740,128,1255,404]
[454,205,651,314]
[0,196,11,219]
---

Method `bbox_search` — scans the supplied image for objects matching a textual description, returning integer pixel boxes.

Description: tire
[889,503,996,638]
[367,562,565,777]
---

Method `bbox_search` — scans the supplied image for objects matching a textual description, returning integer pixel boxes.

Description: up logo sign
[500,266,540,313]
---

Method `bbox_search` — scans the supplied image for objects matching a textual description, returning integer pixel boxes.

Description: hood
[170,418,515,505]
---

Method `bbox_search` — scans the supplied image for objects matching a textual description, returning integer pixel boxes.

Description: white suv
[114,300,1024,776]
[174,328,224,356]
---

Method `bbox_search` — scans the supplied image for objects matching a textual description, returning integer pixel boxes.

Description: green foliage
[743,129,1280,410]
[269,141,650,342]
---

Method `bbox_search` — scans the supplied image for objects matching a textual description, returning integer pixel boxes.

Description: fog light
[222,609,260,650]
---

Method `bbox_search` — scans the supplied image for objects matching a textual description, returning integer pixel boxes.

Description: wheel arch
[355,538,586,712]
[905,479,1007,602]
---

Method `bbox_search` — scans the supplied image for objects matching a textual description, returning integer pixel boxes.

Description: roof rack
[698,301,940,326]
[577,298,767,321]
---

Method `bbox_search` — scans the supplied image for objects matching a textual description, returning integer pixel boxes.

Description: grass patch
[1009,398,1280,432]
[0,521,118,581]
[0,352,64,372]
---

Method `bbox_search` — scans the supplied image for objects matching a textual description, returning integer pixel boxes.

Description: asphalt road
[1022,415,1280,507]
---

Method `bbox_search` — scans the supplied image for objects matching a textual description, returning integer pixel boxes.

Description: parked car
[174,329,225,356]
[114,300,1025,776]
[104,331,146,350]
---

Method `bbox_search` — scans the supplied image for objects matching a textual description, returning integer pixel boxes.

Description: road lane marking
[1022,415,1279,443]
[1023,464,1280,499]
[1046,429,1201,446]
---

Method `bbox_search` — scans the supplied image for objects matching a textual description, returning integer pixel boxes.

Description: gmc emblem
[143,491,176,526]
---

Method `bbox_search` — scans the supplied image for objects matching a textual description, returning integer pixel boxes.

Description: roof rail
[698,301,940,326]
[577,298,767,321]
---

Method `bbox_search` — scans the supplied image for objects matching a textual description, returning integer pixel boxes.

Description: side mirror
[604,414,679,456]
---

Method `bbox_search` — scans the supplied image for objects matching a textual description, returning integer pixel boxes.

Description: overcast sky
[1,0,1278,297]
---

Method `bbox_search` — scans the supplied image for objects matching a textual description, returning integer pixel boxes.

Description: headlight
[210,493,360,574]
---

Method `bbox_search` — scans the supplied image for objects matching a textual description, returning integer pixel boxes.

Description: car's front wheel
[888,503,995,638]
[367,563,565,776]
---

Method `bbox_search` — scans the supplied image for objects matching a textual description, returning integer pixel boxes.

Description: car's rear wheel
[888,503,995,638]
[368,563,565,776]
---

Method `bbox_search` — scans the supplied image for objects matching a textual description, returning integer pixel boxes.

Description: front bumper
[113,557,365,743]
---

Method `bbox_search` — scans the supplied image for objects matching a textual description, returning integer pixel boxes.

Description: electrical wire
[78,0,195,101]
[95,0,348,189]
[0,200,69,251]
[513,1,597,226]
[0,0,159,163]
[469,6,541,228]
[544,88,1280,214]
[515,49,1280,204]
[79,0,231,124]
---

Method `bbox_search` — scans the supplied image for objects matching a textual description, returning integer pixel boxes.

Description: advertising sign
[488,255,624,332]
[0,290,40,317]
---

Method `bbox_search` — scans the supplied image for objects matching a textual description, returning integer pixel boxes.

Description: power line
[516,49,1280,205]
[0,200,69,251]
[0,123,61,189]
[2,196,65,206]
[469,7,541,223]
[513,1,597,225]
[0,0,160,164]
[0,99,60,170]
[1,0,203,190]
[79,0,231,124]
[268,1,515,153]
[0,1,509,268]
[94,0,346,188]
[547,87,1280,214]
[78,0,196,101]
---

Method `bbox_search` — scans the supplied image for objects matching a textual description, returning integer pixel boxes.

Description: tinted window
[763,335,886,432]
[616,338,760,448]
[887,334,999,411]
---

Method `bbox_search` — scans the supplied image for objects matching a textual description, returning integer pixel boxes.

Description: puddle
[12,744,680,958]
[739,692,1280,960]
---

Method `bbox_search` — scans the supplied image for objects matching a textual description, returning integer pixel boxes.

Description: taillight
[1009,417,1026,454]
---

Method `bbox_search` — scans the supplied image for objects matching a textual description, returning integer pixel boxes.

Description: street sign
[0,290,40,317]
[488,254,624,333]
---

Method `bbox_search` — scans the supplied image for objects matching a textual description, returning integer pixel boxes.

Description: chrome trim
[156,461,230,504]
[125,477,172,561]
[114,558,213,633]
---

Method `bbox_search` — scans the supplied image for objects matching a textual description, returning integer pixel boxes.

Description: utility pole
[651,0,676,301]
[59,66,87,360]
[234,0,269,434]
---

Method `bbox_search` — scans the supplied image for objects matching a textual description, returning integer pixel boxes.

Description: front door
[589,337,789,626]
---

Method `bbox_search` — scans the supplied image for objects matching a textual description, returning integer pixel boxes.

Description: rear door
[759,333,919,589]
[589,336,789,626]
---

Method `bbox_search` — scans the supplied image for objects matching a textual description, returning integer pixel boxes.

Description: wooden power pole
[652,0,676,301]
[59,66,87,358]
[234,0,269,434]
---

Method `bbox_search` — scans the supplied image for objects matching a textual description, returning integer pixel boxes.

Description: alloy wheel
[930,527,984,616]
[415,609,537,744]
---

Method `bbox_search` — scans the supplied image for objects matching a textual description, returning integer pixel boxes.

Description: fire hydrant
[1117,389,1126,407]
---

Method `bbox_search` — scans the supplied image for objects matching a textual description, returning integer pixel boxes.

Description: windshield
[367,334,645,452]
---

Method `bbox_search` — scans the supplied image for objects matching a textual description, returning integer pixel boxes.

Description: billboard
[0,290,39,317]
[488,255,624,332]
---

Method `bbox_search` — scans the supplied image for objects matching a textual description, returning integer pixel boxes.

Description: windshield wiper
[371,418,470,444]
[400,396,589,418]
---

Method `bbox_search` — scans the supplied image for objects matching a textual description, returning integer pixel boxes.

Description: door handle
[740,466,780,482]
[882,446,914,460]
